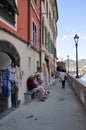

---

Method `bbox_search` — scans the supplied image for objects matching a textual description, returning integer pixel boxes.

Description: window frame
[34,0,37,5]
[32,20,37,47]
[46,0,48,17]
[42,17,44,45]
[0,0,18,27]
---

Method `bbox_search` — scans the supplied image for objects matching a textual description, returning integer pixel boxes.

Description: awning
[7,0,19,15]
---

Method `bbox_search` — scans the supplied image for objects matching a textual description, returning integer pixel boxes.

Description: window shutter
[7,0,19,15]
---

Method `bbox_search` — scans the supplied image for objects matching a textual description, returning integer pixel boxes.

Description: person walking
[59,70,67,88]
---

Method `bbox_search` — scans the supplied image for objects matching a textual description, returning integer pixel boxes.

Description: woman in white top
[59,70,67,88]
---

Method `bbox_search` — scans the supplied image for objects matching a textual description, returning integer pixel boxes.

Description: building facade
[41,0,58,86]
[28,0,41,74]
[0,0,58,112]
[0,0,29,111]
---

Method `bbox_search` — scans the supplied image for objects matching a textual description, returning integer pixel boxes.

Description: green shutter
[42,18,44,44]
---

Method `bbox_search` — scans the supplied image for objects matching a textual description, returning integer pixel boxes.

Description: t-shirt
[59,72,67,81]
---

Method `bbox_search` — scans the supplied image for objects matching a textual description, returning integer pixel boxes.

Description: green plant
[37,66,42,72]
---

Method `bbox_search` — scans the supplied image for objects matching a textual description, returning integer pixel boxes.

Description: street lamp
[74,34,79,78]
[67,55,69,73]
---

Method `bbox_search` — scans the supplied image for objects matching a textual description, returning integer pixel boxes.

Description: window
[37,61,40,68]
[34,0,37,5]
[50,40,52,53]
[42,17,44,44]
[51,43,55,55]
[51,42,53,54]
[28,57,31,69]
[0,0,19,26]
[49,11,51,25]
[42,0,45,2]
[7,0,19,15]
[0,0,5,7]
[48,33,50,52]
[46,0,48,17]
[42,0,45,8]
[32,21,37,47]
[45,27,48,49]
[50,0,51,3]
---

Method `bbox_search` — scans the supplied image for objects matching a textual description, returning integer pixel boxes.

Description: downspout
[40,0,42,67]
[28,0,31,45]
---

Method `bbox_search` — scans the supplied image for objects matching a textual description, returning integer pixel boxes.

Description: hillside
[65,59,86,70]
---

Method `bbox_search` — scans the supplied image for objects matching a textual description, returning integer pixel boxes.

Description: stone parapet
[67,73,86,108]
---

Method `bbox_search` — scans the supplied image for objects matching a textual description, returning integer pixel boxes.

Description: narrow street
[0,78,86,130]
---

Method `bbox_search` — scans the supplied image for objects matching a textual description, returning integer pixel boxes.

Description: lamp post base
[76,75,79,78]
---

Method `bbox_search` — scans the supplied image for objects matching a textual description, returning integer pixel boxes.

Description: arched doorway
[0,40,20,66]
[0,40,20,112]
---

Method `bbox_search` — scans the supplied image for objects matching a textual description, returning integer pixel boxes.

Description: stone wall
[67,73,86,108]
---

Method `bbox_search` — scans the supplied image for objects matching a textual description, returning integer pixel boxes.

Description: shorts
[31,88,38,93]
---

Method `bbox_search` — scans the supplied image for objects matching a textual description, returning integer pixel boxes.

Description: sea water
[80,76,86,82]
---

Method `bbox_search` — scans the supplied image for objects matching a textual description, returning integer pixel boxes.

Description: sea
[80,76,86,82]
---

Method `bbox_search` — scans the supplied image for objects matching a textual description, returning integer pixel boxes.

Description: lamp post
[67,55,69,73]
[74,34,79,78]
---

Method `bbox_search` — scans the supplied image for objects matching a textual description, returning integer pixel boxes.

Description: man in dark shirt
[27,75,45,101]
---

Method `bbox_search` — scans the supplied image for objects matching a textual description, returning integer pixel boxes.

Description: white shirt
[59,72,67,81]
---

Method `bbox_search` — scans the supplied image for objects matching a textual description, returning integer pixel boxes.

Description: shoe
[40,99,45,102]
[43,97,47,99]
[46,90,50,94]
[47,91,50,94]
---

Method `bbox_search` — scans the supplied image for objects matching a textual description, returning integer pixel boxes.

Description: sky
[56,0,86,61]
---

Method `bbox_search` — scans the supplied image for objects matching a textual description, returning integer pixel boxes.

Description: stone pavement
[0,78,86,130]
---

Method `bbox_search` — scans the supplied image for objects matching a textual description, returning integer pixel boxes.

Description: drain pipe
[27,0,31,46]
[40,0,42,67]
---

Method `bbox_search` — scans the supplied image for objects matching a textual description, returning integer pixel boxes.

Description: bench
[24,91,37,103]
